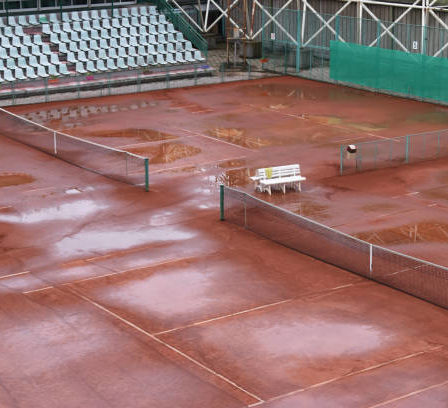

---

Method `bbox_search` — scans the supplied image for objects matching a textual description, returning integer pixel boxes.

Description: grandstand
[0,5,205,84]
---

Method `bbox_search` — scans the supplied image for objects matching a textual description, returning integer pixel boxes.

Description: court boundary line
[70,288,264,404]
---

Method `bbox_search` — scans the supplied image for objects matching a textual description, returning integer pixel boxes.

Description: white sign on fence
[270,32,276,40]
[412,41,419,50]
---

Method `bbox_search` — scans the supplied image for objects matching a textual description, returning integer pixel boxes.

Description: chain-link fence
[340,129,448,174]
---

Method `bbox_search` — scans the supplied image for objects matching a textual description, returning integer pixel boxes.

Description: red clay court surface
[1,76,448,407]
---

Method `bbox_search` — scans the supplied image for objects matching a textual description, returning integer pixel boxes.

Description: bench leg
[282,184,286,194]
[268,186,271,196]
[298,182,301,192]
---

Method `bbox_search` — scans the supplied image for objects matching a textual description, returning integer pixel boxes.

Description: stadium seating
[0,5,206,83]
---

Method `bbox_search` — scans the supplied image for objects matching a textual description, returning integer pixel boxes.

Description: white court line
[365,379,448,408]
[71,289,264,404]
[151,155,247,174]
[176,127,253,151]
[0,270,30,280]
[23,186,54,194]
[62,256,196,285]
[23,286,54,294]
[267,346,444,403]
[116,141,156,149]
[154,298,293,336]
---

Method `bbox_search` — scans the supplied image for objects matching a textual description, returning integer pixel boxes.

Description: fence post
[296,10,301,73]
[244,200,247,228]
[376,21,381,47]
[340,145,344,175]
[405,135,410,163]
[144,158,149,192]
[220,185,225,221]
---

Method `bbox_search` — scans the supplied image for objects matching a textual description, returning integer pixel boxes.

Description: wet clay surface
[3,77,448,407]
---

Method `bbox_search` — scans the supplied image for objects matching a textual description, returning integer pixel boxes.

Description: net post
[369,243,373,278]
[220,185,225,221]
[53,131,57,155]
[144,158,149,192]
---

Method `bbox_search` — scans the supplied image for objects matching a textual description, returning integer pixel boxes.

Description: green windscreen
[329,41,448,103]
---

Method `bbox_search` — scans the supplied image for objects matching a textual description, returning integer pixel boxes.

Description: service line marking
[23,286,54,294]
[71,289,264,404]
[0,270,30,280]
[176,127,253,151]
[154,298,293,336]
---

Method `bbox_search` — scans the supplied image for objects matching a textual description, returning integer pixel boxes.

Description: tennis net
[0,108,149,190]
[220,185,448,309]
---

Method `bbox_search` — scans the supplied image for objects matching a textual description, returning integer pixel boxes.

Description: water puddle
[0,173,35,188]
[360,203,400,213]
[407,111,448,124]
[218,159,247,169]
[128,142,201,164]
[207,128,271,149]
[246,319,385,358]
[307,115,386,132]
[0,200,106,224]
[56,225,195,255]
[354,221,448,245]
[215,168,251,188]
[294,201,329,220]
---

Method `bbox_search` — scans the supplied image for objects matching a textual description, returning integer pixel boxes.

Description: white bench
[250,164,306,195]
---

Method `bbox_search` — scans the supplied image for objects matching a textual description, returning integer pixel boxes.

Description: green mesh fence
[260,8,448,104]
[330,41,448,102]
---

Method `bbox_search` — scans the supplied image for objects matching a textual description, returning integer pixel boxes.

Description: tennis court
[1,76,448,407]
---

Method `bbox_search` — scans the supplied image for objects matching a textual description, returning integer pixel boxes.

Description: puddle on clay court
[354,221,448,245]
[215,168,251,187]
[360,203,400,213]
[218,159,247,169]
[293,201,329,220]
[207,128,271,149]
[0,173,35,188]
[407,111,448,124]
[128,142,201,164]
[85,129,177,142]
[307,115,386,132]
